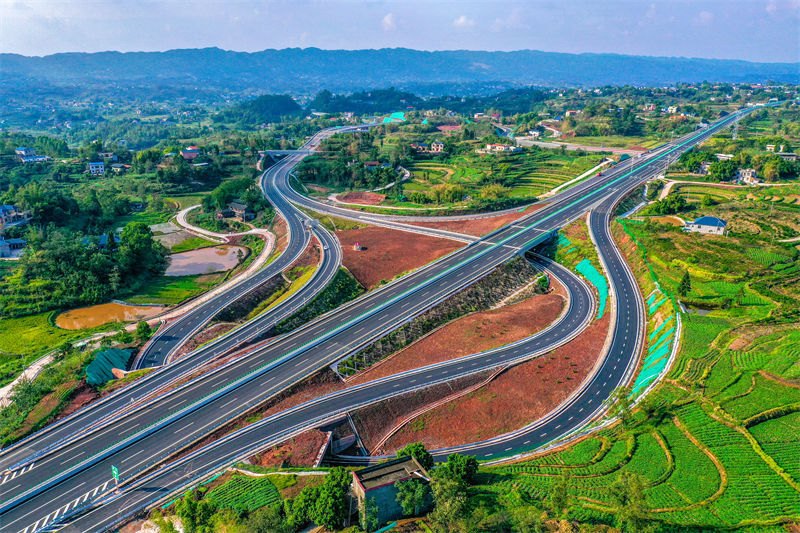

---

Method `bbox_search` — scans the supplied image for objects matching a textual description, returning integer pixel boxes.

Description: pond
[56,302,164,330]
[165,245,247,277]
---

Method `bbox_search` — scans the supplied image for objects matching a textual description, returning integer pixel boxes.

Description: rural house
[88,161,105,175]
[684,216,727,236]
[351,456,430,526]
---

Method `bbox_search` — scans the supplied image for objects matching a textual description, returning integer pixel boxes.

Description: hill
[2,47,797,98]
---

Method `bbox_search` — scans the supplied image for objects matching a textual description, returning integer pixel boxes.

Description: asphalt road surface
[0,109,752,532]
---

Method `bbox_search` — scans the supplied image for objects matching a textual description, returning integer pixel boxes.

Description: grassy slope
[0,313,113,388]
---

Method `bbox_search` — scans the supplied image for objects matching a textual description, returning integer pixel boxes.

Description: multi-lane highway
[0,146,342,474]
[0,108,752,532]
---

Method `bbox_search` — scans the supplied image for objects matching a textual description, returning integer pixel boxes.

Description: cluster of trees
[406,183,467,205]
[646,194,687,215]
[154,157,223,188]
[678,145,799,182]
[158,439,663,533]
[0,132,70,158]
[0,222,168,317]
[215,94,304,126]
[200,177,271,214]
[564,106,644,137]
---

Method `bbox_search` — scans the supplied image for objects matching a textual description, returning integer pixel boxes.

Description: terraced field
[474,191,800,529]
[403,150,603,205]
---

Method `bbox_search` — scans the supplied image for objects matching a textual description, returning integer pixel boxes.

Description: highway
[0,141,342,473]
[54,255,594,533]
[0,109,752,532]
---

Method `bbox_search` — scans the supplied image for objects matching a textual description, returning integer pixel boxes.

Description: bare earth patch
[378,312,611,453]
[349,282,566,386]
[408,203,545,237]
[337,226,463,289]
[251,429,329,468]
[336,191,386,205]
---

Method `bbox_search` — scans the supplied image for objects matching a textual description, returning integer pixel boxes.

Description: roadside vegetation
[464,186,800,530]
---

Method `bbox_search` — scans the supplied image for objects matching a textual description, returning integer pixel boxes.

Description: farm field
[564,135,661,149]
[474,191,800,529]
[403,150,604,205]
[0,312,112,387]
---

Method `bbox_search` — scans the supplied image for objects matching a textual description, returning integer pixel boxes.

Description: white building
[684,216,727,236]
[88,162,105,175]
[738,168,759,185]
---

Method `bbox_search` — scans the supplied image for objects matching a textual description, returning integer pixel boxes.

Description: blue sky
[1,0,798,62]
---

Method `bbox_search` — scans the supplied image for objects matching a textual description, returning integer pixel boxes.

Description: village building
[110,163,130,174]
[0,237,27,258]
[0,205,31,229]
[477,143,522,154]
[228,201,254,222]
[15,147,50,163]
[88,161,105,175]
[180,146,201,160]
[351,456,430,526]
[684,216,727,236]
[738,168,760,185]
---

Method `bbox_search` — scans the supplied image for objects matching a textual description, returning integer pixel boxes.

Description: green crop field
[206,475,281,512]
[475,190,800,529]
[122,273,225,305]
[400,149,603,207]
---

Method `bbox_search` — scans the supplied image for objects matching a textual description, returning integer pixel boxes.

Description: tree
[607,386,633,426]
[117,222,168,279]
[435,453,479,485]
[285,485,319,529]
[708,159,738,181]
[548,473,570,518]
[397,442,434,470]
[395,478,431,516]
[609,472,652,532]
[174,492,216,533]
[246,505,293,533]
[135,321,152,342]
[429,476,468,532]
[310,467,350,530]
[678,270,692,296]
[360,496,379,533]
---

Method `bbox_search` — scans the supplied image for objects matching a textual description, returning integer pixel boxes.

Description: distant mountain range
[2,47,798,97]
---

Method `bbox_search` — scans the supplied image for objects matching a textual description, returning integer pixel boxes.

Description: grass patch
[0,312,112,388]
[168,235,217,254]
[122,274,224,305]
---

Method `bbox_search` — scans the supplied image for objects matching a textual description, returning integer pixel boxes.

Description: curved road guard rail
[0,108,756,531]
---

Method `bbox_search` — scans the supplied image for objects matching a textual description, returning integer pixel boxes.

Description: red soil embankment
[408,203,545,237]
[349,281,567,386]
[336,191,386,205]
[377,312,611,453]
[252,429,329,468]
[337,226,462,289]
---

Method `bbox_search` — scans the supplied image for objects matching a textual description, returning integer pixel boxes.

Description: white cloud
[452,15,475,29]
[693,10,714,26]
[381,12,396,31]
[490,8,528,32]
[765,0,780,14]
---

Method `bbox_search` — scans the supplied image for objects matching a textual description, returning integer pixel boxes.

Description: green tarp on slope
[86,348,132,387]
